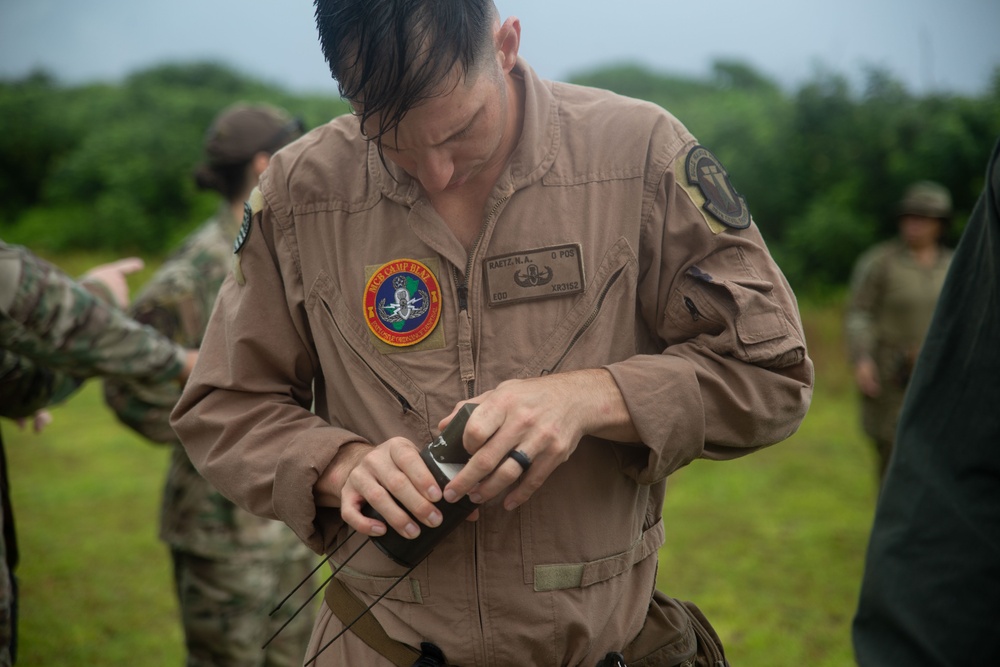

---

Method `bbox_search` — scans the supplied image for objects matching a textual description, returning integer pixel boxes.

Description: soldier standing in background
[103,104,316,667]
[1,245,195,666]
[845,181,954,483]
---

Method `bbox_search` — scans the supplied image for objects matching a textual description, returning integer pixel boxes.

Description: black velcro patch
[685,146,750,230]
[233,201,252,254]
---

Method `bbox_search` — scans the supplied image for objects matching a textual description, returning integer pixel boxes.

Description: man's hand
[81,257,145,309]
[316,369,635,538]
[854,357,881,397]
[317,439,445,539]
[15,409,53,433]
[439,368,637,512]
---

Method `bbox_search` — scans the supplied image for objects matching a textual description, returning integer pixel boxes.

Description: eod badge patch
[363,259,442,347]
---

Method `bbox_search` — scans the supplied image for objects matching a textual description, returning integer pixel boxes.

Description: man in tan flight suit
[172,2,814,665]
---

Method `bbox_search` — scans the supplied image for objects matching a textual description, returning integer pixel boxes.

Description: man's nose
[415,151,455,194]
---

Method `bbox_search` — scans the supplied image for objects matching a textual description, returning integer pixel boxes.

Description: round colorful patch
[363,259,442,347]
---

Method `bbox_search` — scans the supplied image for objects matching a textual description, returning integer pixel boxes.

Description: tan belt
[324,576,421,666]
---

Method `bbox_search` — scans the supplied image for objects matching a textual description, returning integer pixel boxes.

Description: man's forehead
[355,67,485,147]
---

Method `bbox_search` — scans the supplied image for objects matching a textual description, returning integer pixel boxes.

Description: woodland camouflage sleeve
[0,350,80,419]
[0,241,186,390]
[105,222,231,444]
[102,268,193,445]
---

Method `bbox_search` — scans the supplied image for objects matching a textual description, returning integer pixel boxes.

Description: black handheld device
[361,403,478,567]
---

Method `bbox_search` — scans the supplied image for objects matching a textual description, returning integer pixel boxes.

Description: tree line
[1,59,998,293]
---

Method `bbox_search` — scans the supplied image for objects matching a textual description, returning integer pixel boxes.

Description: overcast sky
[1,0,998,97]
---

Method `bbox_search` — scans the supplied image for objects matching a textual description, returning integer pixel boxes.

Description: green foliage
[773,182,878,294]
[576,62,1000,291]
[0,61,349,253]
[1,58,998,290]
[710,58,783,95]
[567,62,719,104]
[0,73,79,218]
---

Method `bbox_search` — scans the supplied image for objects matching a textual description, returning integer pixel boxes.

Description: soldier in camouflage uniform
[1,243,192,666]
[103,104,316,667]
[845,181,954,482]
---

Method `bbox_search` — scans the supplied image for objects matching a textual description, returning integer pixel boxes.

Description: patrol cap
[201,103,304,166]
[896,181,952,220]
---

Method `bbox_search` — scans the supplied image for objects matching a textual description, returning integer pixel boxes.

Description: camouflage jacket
[103,208,309,560]
[0,240,185,418]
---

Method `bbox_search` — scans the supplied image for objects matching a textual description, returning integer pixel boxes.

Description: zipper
[472,526,486,662]
[542,265,626,375]
[449,194,511,663]
[320,300,412,413]
[453,194,511,399]
[455,272,469,312]
[684,296,701,321]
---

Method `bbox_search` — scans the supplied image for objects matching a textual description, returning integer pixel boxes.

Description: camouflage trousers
[171,548,317,667]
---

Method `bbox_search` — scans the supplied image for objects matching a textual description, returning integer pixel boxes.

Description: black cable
[304,562,419,666]
[261,531,371,650]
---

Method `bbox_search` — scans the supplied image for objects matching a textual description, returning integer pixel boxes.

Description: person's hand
[15,409,53,433]
[439,368,637,512]
[81,257,145,309]
[319,369,633,538]
[323,439,445,539]
[854,357,881,397]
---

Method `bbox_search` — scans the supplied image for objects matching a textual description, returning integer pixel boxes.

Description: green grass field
[3,288,876,666]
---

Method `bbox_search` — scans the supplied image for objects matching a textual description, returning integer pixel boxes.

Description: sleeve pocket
[667,248,805,369]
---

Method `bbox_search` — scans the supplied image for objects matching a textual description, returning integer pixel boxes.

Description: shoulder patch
[684,146,750,230]
[233,201,252,255]
[233,188,265,255]
[232,188,265,285]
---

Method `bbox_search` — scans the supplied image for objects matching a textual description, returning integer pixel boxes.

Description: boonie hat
[202,103,304,165]
[896,181,952,220]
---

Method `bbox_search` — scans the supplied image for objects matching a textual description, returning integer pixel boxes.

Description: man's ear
[495,16,521,73]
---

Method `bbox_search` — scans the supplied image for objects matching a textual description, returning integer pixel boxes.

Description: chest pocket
[515,238,638,379]
[307,271,431,442]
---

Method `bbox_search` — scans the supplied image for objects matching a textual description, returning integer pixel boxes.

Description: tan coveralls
[172,60,813,666]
